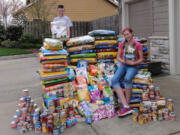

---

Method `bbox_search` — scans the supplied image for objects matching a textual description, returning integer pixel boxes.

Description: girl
[112,28,143,117]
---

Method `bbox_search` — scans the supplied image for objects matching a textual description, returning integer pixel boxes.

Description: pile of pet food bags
[67,30,118,65]
[117,37,175,124]
[11,30,175,134]
[40,32,118,134]
[129,39,175,124]
[66,35,97,64]
[89,30,118,63]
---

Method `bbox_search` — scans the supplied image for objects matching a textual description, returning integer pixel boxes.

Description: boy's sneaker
[117,107,133,117]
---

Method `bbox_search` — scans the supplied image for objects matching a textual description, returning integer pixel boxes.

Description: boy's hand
[66,36,70,41]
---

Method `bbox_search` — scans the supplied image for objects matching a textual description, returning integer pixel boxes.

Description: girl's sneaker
[117,107,133,117]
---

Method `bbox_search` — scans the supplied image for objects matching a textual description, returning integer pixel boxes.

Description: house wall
[127,0,170,73]
[152,0,169,36]
[24,0,118,22]
[149,0,169,73]
[128,0,169,38]
[128,0,153,38]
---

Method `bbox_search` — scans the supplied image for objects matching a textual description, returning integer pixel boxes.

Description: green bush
[0,25,6,44]
[19,33,42,44]
[19,42,42,49]
[1,40,19,48]
[41,32,52,39]
[6,25,23,41]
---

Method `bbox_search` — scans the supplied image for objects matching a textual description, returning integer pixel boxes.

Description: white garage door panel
[129,0,153,38]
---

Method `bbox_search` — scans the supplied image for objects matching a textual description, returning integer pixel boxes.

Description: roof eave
[107,0,119,7]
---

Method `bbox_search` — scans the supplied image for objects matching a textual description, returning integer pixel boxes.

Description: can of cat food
[13,115,19,123]
[22,89,29,97]
[16,109,21,117]
[11,121,17,128]
[169,112,175,120]
[19,97,26,104]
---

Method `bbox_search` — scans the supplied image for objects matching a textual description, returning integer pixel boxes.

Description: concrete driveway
[0,56,179,135]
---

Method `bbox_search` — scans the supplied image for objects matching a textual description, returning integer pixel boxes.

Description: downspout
[121,0,129,29]
[169,0,176,75]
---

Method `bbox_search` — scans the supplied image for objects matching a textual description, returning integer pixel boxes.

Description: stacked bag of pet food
[138,38,149,73]
[39,38,70,96]
[128,38,151,108]
[11,89,42,134]
[66,35,96,64]
[38,38,81,134]
[140,38,149,63]
[129,68,152,108]
[88,30,118,63]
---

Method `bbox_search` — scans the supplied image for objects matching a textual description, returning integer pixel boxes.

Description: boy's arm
[66,27,70,40]
[66,16,72,40]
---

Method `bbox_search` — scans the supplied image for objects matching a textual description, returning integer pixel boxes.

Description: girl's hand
[125,60,136,65]
[120,60,125,64]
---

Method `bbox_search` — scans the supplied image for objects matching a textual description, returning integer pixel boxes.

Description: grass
[0,47,32,56]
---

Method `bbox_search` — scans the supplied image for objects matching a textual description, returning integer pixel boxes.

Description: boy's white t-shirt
[51,16,73,38]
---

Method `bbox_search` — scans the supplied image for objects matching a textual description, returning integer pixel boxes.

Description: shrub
[0,25,6,45]
[1,40,19,48]
[41,32,52,39]
[19,33,42,44]
[19,42,42,49]
[6,25,23,41]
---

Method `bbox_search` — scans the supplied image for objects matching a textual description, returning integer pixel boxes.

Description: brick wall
[149,36,170,73]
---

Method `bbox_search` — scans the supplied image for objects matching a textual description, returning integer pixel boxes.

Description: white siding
[128,0,169,37]
[152,0,169,36]
[129,0,153,38]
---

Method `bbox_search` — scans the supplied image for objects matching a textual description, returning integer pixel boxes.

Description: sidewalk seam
[90,124,101,135]
[168,130,180,135]
[0,53,38,60]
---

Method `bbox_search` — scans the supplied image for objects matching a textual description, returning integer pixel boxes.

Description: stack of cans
[11,89,41,134]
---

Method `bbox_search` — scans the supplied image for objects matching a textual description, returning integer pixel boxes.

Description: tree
[0,0,23,29]
[0,16,3,25]
[31,0,56,21]
[30,0,58,38]
[12,12,28,26]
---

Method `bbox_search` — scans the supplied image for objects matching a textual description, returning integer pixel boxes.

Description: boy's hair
[58,5,64,9]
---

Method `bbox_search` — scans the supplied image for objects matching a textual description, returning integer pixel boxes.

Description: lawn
[0,47,32,56]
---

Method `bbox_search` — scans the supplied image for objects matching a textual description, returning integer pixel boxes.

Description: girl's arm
[117,47,125,64]
[134,49,143,65]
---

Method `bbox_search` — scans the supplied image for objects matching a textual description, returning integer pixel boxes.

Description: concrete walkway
[0,53,37,61]
[0,56,179,135]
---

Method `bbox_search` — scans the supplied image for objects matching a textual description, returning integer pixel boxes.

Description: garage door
[129,0,153,38]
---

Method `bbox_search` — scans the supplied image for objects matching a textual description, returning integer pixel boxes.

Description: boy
[51,5,73,41]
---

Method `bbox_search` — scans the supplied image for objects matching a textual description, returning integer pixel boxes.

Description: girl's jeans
[112,63,138,90]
